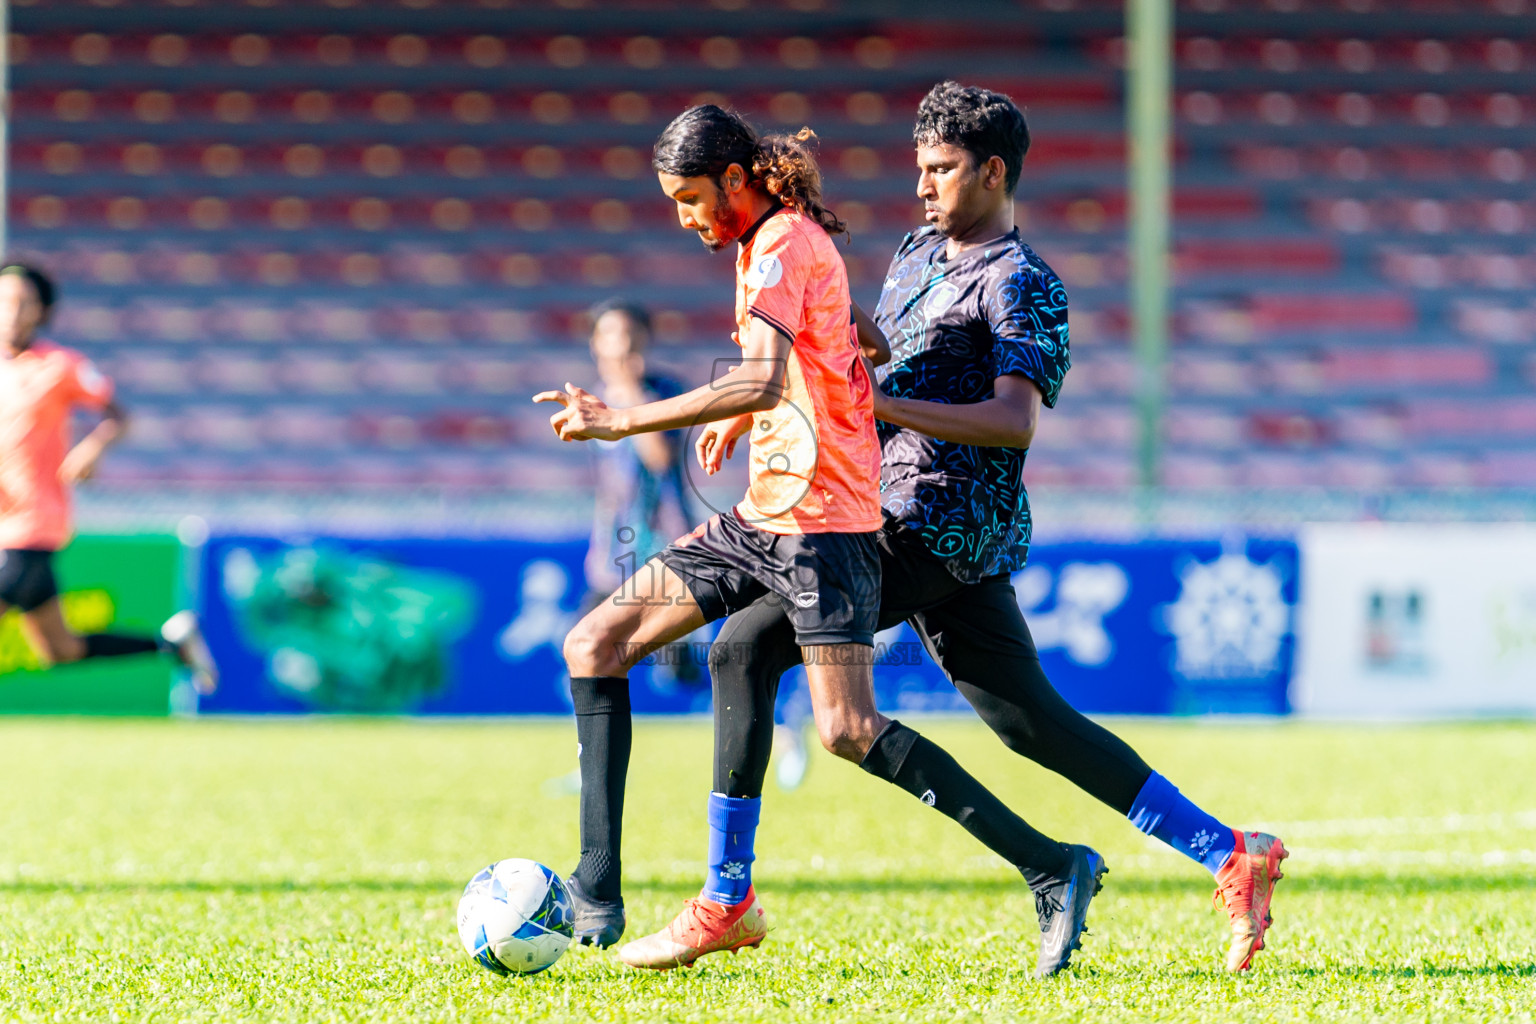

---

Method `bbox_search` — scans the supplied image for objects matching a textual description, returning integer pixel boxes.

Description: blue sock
[702,793,759,905]
[1127,772,1237,876]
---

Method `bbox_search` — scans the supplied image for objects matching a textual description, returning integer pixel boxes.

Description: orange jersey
[733,207,881,535]
[0,341,115,551]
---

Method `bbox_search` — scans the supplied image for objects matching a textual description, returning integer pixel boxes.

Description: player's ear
[985,155,1007,191]
[722,163,746,195]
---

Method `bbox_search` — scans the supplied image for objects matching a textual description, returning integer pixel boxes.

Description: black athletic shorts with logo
[0,549,60,613]
[657,509,879,646]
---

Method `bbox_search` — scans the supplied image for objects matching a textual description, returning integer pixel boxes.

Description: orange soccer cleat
[1212,829,1289,971]
[616,888,768,970]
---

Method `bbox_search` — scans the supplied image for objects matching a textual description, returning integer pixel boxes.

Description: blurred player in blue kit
[580,301,696,612]
[578,298,814,782]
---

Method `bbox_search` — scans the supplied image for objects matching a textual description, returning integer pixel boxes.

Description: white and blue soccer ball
[456,859,575,976]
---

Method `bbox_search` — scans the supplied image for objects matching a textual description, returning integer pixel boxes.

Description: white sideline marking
[1253,809,1536,838]
[1110,848,1536,872]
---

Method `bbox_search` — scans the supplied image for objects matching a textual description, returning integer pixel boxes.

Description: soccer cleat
[160,611,219,695]
[565,874,626,949]
[616,887,767,970]
[1213,829,1288,971]
[1033,844,1108,978]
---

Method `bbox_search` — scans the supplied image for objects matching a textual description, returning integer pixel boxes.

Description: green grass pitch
[0,717,1532,1022]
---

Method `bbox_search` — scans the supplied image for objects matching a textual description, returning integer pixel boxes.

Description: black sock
[82,633,162,660]
[860,720,1071,888]
[569,676,631,903]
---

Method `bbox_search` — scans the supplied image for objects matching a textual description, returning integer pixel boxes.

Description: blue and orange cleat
[616,887,767,970]
[1213,829,1288,971]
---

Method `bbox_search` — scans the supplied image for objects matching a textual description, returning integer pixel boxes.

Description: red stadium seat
[1324,348,1492,387]
[1162,455,1236,488]
[1407,398,1536,439]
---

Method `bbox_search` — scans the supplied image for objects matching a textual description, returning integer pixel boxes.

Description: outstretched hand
[533,383,628,442]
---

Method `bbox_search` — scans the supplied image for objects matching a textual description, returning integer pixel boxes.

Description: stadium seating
[9,0,1533,493]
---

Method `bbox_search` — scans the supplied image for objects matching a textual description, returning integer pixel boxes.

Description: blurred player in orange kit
[0,262,217,691]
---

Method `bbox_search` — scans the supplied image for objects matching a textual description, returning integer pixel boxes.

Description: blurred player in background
[541,299,712,797]
[538,104,1100,975]
[581,299,695,607]
[582,298,813,785]
[0,263,217,692]
[581,299,706,691]
[706,82,1288,973]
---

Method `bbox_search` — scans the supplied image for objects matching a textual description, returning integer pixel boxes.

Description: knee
[707,638,743,680]
[815,709,887,763]
[990,719,1037,758]
[32,636,83,667]
[968,695,1041,759]
[562,617,622,678]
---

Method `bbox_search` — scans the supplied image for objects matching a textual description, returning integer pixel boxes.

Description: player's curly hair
[0,261,57,322]
[652,105,848,239]
[912,81,1030,195]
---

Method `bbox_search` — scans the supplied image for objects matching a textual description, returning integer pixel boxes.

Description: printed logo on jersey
[745,254,783,289]
[793,591,818,608]
[925,280,961,317]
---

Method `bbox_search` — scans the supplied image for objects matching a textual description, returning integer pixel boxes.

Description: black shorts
[658,510,879,646]
[0,548,60,613]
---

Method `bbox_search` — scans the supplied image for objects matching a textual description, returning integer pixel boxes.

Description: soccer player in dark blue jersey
[702,82,1288,974]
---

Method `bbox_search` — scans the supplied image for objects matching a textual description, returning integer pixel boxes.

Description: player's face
[0,275,43,356]
[590,310,645,384]
[916,143,992,238]
[658,168,750,252]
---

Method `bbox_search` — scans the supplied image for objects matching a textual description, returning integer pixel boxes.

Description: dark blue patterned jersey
[873,225,1071,583]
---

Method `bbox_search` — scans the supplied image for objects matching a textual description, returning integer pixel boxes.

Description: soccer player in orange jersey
[0,263,216,690]
[535,107,1097,968]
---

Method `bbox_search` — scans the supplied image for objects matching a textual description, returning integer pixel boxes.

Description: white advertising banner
[1295,524,1536,717]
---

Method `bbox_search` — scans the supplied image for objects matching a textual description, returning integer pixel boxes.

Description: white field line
[1251,809,1536,838]
[1109,848,1536,871]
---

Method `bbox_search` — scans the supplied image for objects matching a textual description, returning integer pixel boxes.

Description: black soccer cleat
[1032,844,1108,978]
[566,873,626,949]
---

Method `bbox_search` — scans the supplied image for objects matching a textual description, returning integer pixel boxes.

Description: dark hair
[0,261,57,319]
[913,81,1030,194]
[652,105,847,238]
[590,298,652,347]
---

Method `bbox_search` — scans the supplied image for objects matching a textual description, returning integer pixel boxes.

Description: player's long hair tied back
[652,105,848,240]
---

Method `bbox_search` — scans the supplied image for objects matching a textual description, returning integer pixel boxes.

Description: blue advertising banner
[197,533,1297,717]
[197,534,717,715]
[855,534,1299,718]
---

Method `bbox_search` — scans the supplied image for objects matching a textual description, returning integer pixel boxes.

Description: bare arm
[536,319,791,441]
[60,398,128,484]
[852,302,891,367]
[874,373,1042,449]
[594,379,673,471]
